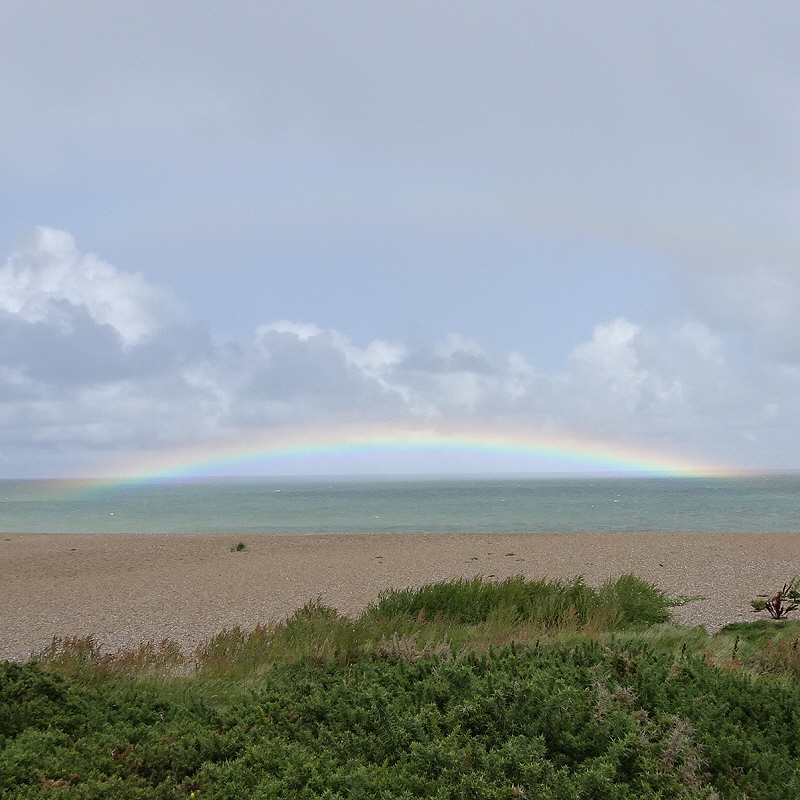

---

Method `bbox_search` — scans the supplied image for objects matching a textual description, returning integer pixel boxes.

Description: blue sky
[2,2,800,477]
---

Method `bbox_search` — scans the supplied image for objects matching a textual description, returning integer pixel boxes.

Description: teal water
[1,475,799,534]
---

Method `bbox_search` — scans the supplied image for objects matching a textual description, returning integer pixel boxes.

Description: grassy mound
[364,573,672,628]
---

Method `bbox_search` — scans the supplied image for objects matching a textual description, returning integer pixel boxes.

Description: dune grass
[192,573,672,677]
[29,573,800,683]
[27,574,674,681]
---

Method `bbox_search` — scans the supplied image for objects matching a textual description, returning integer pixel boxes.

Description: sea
[1,474,800,534]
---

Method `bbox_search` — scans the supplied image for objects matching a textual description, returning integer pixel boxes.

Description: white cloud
[256,320,322,342]
[0,228,172,346]
[568,318,642,396]
[434,333,485,360]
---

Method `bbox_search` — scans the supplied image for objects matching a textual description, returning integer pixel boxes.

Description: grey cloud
[405,334,497,376]
[4,4,800,231]
[0,309,215,386]
[244,324,406,418]
[681,263,800,362]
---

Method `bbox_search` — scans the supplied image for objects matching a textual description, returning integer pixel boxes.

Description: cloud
[681,262,800,361]
[1,230,800,474]
[559,319,717,436]
[0,228,172,346]
[4,2,800,402]
[4,3,800,249]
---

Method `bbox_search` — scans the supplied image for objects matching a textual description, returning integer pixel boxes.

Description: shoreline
[2,531,798,662]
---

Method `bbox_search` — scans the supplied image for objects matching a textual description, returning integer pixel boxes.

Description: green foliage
[230,542,247,552]
[5,644,800,798]
[364,573,671,630]
[196,600,368,676]
[0,661,243,797]
[0,661,87,739]
[597,573,673,626]
[191,576,672,678]
[8,576,800,797]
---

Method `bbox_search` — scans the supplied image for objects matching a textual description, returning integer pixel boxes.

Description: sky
[2,1,800,478]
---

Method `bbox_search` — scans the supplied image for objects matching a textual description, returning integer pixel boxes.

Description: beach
[2,531,798,662]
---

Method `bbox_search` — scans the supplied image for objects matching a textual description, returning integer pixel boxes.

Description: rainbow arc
[66,424,736,493]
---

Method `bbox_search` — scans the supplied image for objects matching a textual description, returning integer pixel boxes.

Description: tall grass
[33,635,185,681]
[363,573,671,629]
[190,574,671,676]
[32,576,674,679]
[30,575,800,684]
[195,600,367,676]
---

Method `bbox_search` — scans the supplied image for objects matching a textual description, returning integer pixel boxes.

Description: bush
[8,644,800,798]
[0,661,85,739]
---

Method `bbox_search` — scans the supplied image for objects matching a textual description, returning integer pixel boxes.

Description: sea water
[1,474,799,534]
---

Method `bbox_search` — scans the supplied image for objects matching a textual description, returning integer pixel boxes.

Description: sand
[2,531,799,662]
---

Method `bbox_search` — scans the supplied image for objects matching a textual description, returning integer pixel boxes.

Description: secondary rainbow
[69,424,736,493]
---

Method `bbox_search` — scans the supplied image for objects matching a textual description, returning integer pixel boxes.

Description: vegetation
[751,578,800,619]
[3,575,800,798]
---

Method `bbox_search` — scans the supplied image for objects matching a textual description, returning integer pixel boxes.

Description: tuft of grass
[362,574,672,631]
[33,636,185,681]
[230,541,247,552]
[375,632,452,662]
[196,600,368,676]
[597,573,674,626]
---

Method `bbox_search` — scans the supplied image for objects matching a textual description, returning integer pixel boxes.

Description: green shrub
[0,661,86,739]
[16,642,800,798]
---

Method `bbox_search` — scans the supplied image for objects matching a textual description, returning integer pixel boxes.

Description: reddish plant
[751,580,800,620]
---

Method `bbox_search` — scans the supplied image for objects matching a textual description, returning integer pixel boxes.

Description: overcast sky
[2,1,800,477]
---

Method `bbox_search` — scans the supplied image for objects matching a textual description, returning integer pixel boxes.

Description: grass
[29,575,800,681]
[8,575,800,798]
[363,573,672,628]
[191,574,673,677]
[32,636,187,682]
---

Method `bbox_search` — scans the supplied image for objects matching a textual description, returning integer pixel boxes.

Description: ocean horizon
[2,472,799,535]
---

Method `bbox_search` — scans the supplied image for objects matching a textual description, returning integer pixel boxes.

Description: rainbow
[67,424,737,493]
